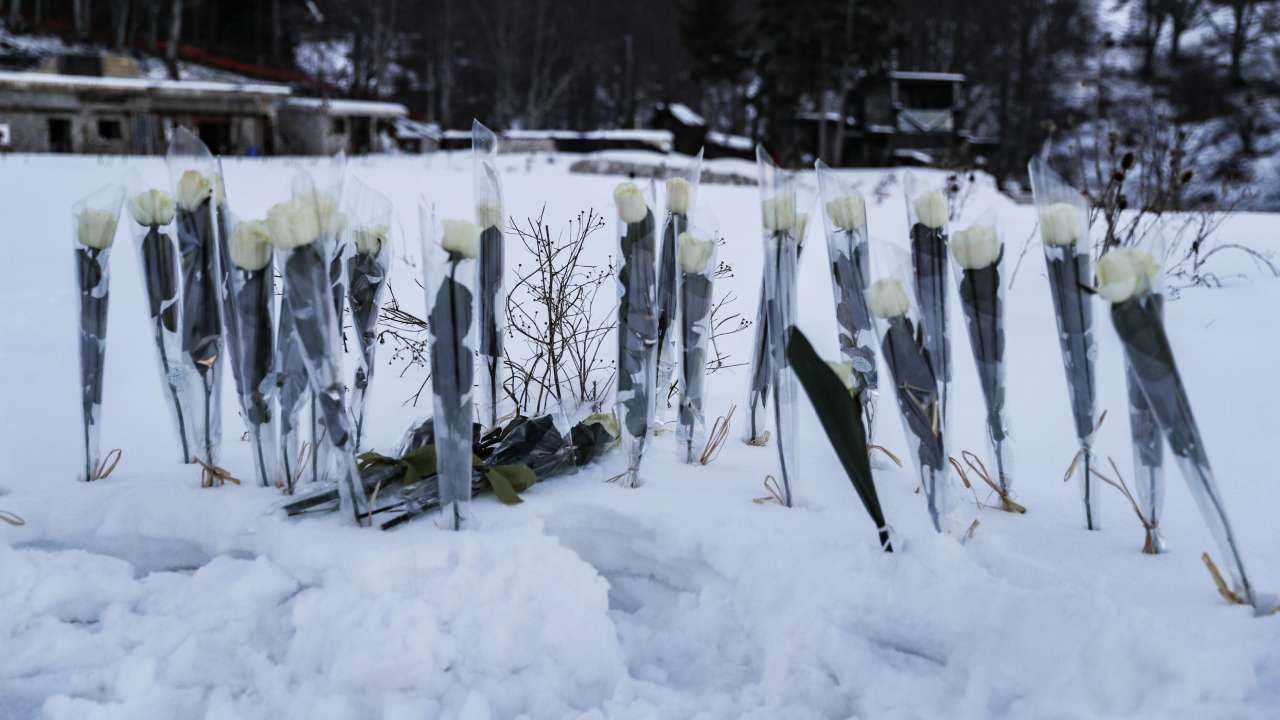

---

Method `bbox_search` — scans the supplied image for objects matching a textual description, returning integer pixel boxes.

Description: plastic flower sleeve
[72,182,124,482]
[902,171,953,444]
[676,210,718,464]
[614,180,659,487]
[1027,151,1100,530]
[212,162,245,411]
[418,201,479,528]
[1125,231,1167,553]
[656,148,705,416]
[950,210,1016,509]
[275,290,309,493]
[473,120,507,431]
[272,169,370,525]
[816,160,878,440]
[343,177,394,451]
[1102,245,1260,610]
[868,245,954,533]
[221,211,279,488]
[124,173,193,463]
[166,127,224,469]
[757,146,801,507]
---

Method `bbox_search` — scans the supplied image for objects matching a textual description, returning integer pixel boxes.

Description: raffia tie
[752,475,788,506]
[0,509,25,527]
[959,450,1025,513]
[868,444,903,467]
[197,458,242,488]
[700,404,736,465]
[91,448,123,481]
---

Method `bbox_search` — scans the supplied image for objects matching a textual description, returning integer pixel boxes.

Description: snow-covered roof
[286,97,408,117]
[395,117,441,140]
[503,129,672,142]
[0,69,290,96]
[707,130,753,151]
[890,70,965,83]
[667,103,705,127]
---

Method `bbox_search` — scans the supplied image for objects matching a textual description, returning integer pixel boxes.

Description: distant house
[277,97,409,156]
[0,69,286,155]
[788,70,975,166]
[651,102,707,156]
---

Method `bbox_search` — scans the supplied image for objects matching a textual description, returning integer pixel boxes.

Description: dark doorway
[349,116,371,154]
[48,118,73,153]
[196,118,233,155]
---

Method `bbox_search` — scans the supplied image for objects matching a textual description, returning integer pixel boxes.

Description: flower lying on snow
[678,231,715,274]
[666,177,691,215]
[1039,202,1082,247]
[1097,247,1159,303]
[951,223,1001,269]
[176,170,213,211]
[266,201,321,249]
[441,218,481,259]
[128,189,175,227]
[913,190,948,229]
[865,277,911,318]
[826,193,866,232]
[77,208,118,249]
[613,182,649,224]
[761,193,797,233]
[230,220,272,271]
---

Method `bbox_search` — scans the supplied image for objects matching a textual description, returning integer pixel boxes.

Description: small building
[0,69,287,155]
[277,97,409,156]
[651,102,707,156]
[392,117,441,154]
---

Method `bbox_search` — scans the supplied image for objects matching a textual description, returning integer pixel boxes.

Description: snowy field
[1,151,1279,719]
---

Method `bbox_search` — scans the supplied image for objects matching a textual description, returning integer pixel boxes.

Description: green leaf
[482,461,537,505]
[786,327,892,551]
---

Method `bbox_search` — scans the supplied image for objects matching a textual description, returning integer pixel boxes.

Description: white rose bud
[175,169,213,211]
[913,190,948,229]
[229,220,272,271]
[677,231,716,274]
[440,218,481,259]
[666,177,691,215]
[1039,202,1082,247]
[613,182,649,224]
[825,359,856,393]
[128,188,176,227]
[951,223,1002,270]
[1096,247,1159,303]
[826,193,867,232]
[266,201,320,249]
[294,191,342,234]
[795,212,810,246]
[865,277,911,318]
[477,203,503,230]
[761,194,796,232]
[77,208,118,249]
[353,224,387,256]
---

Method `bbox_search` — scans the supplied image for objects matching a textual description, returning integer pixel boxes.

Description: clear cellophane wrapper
[72,183,124,481]
[676,210,718,464]
[615,182,659,488]
[816,161,879,443]
[902,171,954,454]
[276,166,370,524]
[1028,151,1100,529]
[343,177,394,452]
[418,201,479,528]
[166,128,224,469]
[473,120,507,432]
[656,148,705,421]
[124,173,195,464]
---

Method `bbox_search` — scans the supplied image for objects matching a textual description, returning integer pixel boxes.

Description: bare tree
[166,0,183,80]
[1165,0,1204,63]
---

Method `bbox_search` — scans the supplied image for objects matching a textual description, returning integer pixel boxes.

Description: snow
[0,70,290,97]
[1,152,1279,718]
[285,97,408,117]
[666,103,705,127]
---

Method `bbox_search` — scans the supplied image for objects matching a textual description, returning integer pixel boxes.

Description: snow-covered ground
[1,151,1278,719]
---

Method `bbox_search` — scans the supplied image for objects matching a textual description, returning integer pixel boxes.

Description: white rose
[794,212,810,246]
[865,277,911,318]
[666,176,691,215]
[951,223,1002,270]
[913,190,948,229]
[440,218,481,259]
[1097,247,1159,303]
[1039,202,1082,247]
[295,190,342,234]
[826,193,866,232]
[477,203,503,230]
[230,220,272,271]
[175,169,213,211]
[128,188,176,227]
[353,224,387,256]
[825,359,856,394]
[266,201,320,249]
[677,231,715,274]
[77,208,118,249]
[613,182,649,224]
[761,194,796,233]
